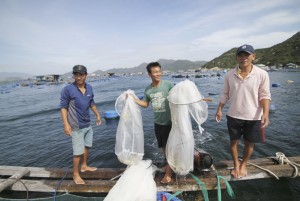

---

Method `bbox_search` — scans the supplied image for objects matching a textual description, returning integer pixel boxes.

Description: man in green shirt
[132,62,173,183]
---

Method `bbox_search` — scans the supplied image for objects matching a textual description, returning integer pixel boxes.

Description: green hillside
[204,31,300,69]
[104,59,206,74]
[59,31,300,76]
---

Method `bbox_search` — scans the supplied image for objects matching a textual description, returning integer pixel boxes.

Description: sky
[0,0,300,75]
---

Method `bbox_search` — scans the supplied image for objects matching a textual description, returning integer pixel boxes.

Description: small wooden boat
[0,154,299,200]
[208,92,218,96]
[272,83,281,87]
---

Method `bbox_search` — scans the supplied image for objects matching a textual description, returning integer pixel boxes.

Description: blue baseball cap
[236,44,255,55]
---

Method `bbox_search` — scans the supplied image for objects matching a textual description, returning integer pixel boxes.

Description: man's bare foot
[239,164,247,178]
[73,175,85,184]
[161,174,172,184]
[81,166,97,172]
[230,166,240,178]
[161,165,172,184]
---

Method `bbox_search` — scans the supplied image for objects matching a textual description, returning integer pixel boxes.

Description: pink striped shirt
[219,65,271,120]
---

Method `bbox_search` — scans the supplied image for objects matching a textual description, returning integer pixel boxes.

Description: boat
[272,83,281,87]
[172,74,185,78]
[208,92,218,96]
[104,110,119,120]
[0,153,299,200]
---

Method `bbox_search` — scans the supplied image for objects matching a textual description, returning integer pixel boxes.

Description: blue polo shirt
[60,82,96,129]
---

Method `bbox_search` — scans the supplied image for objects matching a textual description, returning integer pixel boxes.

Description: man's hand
[215,110,222,123]
[96,116,102,126]
[63,123,72,136]
[261,114,269,128]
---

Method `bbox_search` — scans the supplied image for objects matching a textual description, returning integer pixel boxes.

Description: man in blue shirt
[60,65,101,184]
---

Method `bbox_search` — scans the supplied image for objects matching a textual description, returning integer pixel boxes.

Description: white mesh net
[104,160,157,201]
[166,79,208,175]
[115,90,144,165]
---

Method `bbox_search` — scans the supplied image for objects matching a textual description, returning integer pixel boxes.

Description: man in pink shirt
[215,44,271,178]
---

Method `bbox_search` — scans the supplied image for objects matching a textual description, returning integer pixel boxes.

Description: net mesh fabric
[166,79,208,175]
[115,90,144,165]
[104,160,157,201]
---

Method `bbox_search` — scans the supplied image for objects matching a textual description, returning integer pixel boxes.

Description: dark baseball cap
[72,65,87,74]
[236,44,255,55]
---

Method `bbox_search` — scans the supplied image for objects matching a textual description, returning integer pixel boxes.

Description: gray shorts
[226,115,265,143]
[71,125,93,155]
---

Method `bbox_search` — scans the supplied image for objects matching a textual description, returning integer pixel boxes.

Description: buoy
[104,110,119,120]
[270,104,276,113]
[272,83,280,87]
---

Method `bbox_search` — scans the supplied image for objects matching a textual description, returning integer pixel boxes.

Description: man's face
[148,66,162,82]
[73,73,87,85]
[236,52,256,68]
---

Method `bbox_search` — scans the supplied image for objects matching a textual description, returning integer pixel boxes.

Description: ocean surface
[0,71,299,200]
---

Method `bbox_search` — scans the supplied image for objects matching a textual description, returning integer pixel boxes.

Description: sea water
[0,71,299,200]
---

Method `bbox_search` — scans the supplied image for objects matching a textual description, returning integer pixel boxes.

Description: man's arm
[260,99,270,128]
[128,94,149,108]
[202,97,213,102]
[90,105,101,126]
[61,108,72,136]
[215,102,225,122]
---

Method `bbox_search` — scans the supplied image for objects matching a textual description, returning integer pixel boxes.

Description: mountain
[102,59,207,74]
[204,31,300,68]
[0,72,33,82]
[2,32,299,80]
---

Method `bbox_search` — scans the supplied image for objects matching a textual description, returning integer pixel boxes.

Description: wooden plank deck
[0,156,299,193]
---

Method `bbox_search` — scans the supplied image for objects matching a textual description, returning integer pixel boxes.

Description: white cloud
[0,0,299,74]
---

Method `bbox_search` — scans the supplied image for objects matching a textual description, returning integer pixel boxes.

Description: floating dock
[0,156,299,195]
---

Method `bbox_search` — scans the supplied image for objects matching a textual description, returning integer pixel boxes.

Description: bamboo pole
[0,168,29,192]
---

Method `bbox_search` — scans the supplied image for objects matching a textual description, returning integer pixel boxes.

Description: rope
[217,175,236,201]
[3,177,29,201]
[212,166,235,201]
[240,159,280,180]
[166,173,209,201]
[53,167,69,201]
[166,191,183,201]
[189,173,209,201]
[168,98,212,105]
[239,152,300,180]
[268,152,299,178]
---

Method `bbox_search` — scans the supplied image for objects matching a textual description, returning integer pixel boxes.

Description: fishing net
[104,160,157,201]
[166,79,208,175]
[115,90,144,165]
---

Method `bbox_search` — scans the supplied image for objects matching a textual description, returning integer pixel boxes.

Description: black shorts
[154,123,172,148]
[226,115,265,143]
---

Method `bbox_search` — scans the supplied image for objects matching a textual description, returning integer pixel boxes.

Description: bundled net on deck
[104,160,157,201]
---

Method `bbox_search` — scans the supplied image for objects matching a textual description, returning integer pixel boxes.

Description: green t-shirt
[144,80,174,125]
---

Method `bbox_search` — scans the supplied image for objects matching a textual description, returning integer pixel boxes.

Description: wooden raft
[0,156,299,193]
